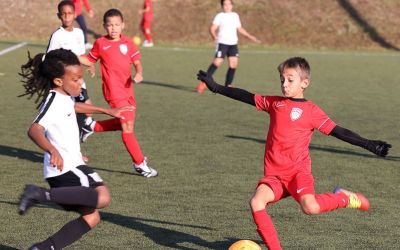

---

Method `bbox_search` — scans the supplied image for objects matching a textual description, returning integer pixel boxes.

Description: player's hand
[133,73,143,84]
[108,105,136,119]
[365,140,391,157]
[49,148,63,171]
[88,10,94,18]
[87,65,95,77]
[197,70,218,92]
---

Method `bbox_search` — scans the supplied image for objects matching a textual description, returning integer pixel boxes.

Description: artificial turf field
[0,42,399,249]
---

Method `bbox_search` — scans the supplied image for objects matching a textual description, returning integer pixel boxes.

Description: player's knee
[98,194,111,209]
[301,202,320,215]
[249,196,268,211]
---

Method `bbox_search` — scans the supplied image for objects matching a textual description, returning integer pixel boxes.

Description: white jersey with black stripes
[34,90,84,178]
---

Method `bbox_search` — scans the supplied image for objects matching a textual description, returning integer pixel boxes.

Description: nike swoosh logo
[276,104,285,107]
[103,45,111,50]
[297,187,306,194]
[67,113,72,116]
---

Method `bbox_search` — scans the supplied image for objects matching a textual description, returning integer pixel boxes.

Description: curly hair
[19,48,80,108]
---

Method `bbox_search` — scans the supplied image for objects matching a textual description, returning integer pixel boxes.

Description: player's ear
[53,78,63,87]
[121,22,125,30]
[57,12,61,19]
[301,78,310,89]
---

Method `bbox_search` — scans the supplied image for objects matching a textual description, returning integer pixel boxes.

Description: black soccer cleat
[18,185,44,215]
[28,244,40,250]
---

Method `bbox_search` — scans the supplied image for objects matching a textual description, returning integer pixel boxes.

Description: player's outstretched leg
[334,187,370,211]
[133,157,158,178]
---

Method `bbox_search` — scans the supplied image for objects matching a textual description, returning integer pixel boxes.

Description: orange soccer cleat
[196,82,207,93]
[334,187,370,211]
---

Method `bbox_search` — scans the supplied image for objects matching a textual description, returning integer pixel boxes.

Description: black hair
[103,8,124,23]
[58,0,75,13]
[277,57,311,80]
[19,48,80,107]
[221,0,233,6]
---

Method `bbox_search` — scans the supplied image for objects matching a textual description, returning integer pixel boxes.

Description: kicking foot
[196,82,207,93]
[18,185,46,215]
[334,187,370,211]
[133,157,158,178]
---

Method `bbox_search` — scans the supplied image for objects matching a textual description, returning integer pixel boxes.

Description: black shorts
[46,165,104,212]
[74,88,89,103]
[215,43,239,58]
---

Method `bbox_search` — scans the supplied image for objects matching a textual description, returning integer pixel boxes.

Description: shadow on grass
[0,145,42,163]
[101,211,259,250]
[91,166,140,176]
[0,245,19,250]
[337,0,400,51]
[141,80,196,93]
[225,135,400,161]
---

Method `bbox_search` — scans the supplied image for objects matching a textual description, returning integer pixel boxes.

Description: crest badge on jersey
[290,107,303,121]
[119,44,128,55]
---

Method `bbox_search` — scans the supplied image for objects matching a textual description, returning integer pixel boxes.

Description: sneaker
[133,157,158,178]
[142,40,154,47]
[85,42,93,50]
[18,185,46,215]
[196,82,207,93]
[28,244,40,250]
[333,187,370,211]
[81,117,95,142]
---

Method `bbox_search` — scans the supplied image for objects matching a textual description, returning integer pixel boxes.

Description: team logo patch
[290,107,303,121]
[119,44,128,55]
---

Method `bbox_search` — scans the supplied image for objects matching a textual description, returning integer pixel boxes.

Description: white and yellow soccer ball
[132,35,141,46]
[229,240,262,250]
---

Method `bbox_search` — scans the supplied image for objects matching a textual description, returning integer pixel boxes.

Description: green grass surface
[0,42,399,249]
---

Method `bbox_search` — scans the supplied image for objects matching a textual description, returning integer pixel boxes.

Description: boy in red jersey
[197,57,391,250]
[80,9,157,177]
[139,0,154,47]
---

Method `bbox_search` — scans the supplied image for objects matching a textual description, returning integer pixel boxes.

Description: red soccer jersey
[87,35,141,102]
[143,0,153,20]
[254,95,336,176]
[72,0,92,16]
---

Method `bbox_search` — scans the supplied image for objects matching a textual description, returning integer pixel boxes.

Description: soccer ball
[132,35,141,46]
[229,240,262,250]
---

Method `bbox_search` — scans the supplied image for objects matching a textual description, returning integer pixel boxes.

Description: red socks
[94,118,121,132]
[315,192,348,213]
[145,32,152,42]
[121,132,144,165]
[252,209,282,250]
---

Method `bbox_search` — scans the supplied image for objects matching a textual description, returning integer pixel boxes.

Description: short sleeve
[33,93,57,129]
[311,105,336,135]
[130,43,141,63]
[212,13,221,25]
[47,32,61,52]
[254,94,274,112]
[235,13,242,28]
[87,39,100,63]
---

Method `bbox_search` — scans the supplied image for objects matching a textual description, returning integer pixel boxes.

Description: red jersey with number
[87,35,141,102]
[254,95,336,176]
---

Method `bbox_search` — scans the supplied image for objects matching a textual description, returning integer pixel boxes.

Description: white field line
[148,46,400,57]
[0,42,27,56]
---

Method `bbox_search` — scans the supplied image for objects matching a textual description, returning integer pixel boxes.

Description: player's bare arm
[28,123,64,170]
[210,24,218,41]
[133,60,143,83]
[238,27,260,43]
[74,102,135,119]
[329,126,391,157]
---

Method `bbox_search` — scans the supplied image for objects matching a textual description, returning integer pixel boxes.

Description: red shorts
[257,171,315,203]
[108,96,136,123]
